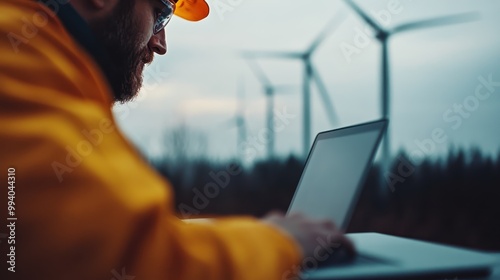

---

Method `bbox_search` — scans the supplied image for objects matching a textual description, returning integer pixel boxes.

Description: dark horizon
[151,147,500,251]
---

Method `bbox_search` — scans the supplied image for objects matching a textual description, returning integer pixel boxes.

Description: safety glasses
[153,0,175,34]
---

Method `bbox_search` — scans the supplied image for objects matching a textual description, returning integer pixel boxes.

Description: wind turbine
[242,12,347,158]
[345,0,480,172]
[245,59,295,159]
[225,78,248,160]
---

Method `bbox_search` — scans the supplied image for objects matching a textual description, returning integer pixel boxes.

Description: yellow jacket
[0,0,301,279]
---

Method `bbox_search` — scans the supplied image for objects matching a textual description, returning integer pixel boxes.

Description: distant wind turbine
[224,78,248,159]
[345,0,480,171]
[242,12,347,158]
[245,59,295,159]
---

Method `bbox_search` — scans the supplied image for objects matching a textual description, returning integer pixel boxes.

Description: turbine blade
[241,50,302,59]
[311,66,338,125]
[308,11,349,54]
[245,59,272,88]
[392,12,481,34]
[344,0,384,33]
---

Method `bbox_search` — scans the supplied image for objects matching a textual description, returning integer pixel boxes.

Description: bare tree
[160,123,208,187]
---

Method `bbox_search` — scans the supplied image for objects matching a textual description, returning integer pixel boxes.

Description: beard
[89,0,154,104]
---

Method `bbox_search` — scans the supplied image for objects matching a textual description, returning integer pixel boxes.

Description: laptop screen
[287,120,386,229]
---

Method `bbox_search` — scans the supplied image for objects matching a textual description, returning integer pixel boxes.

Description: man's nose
[148,29,167,55]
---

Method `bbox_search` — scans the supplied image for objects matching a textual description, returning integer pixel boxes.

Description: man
[0,0,354,279]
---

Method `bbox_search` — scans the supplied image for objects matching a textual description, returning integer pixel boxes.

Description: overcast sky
[113,0,500,162]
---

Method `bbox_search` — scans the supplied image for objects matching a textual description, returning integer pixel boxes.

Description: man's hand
[262,212,356,260]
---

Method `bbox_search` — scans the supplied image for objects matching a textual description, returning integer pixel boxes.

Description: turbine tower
[242,12,347,158]
[235,78,247,151]
[345,0,480,172]
[225,78,248,160]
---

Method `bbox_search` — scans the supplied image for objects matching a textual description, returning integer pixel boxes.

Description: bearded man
[0,0,354,279]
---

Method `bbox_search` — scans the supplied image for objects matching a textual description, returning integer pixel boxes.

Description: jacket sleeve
[0,1,302,279]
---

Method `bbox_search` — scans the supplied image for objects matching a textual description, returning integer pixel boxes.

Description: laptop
[287,119,496,279]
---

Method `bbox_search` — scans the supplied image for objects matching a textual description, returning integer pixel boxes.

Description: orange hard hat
[174,0,210,21]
